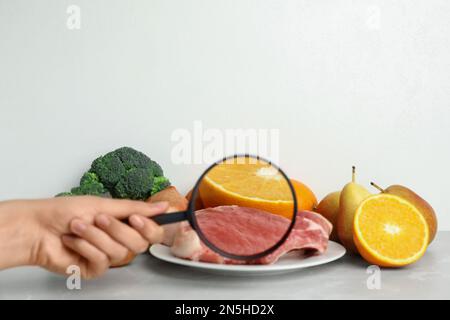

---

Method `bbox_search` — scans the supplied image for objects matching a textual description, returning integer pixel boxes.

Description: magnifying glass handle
[151,211,188,225]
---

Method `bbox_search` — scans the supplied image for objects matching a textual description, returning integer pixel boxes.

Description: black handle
[151,211,188,225]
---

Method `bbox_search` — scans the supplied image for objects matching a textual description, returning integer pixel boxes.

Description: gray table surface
[1,232,449,300]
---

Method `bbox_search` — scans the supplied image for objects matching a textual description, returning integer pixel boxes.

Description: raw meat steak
[171,205,332,265]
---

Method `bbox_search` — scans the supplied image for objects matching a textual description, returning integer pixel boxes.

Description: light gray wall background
[1,1,449,229]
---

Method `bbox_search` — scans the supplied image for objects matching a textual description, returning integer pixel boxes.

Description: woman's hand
[0,196,168,279]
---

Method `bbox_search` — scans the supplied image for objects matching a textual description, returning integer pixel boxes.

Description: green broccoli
[75,172,108,196]
[90,152,126,189]
[80,171,100,185]
[151,176,171,195]
[114,146,153,171]
[113,168,154,200]
[57,147,170,200]
[90,147,170,200]
[55,191,74,197]
[56,172,109,197]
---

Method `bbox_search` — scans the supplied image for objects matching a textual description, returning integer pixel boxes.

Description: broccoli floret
[75,172,108,196]
[90,152,126,189]
[69,187,82,195]
[113,168,154,200]
[90,147,170,200]
[80,172,100,185]
[114,147,152,171]
[151,176,170,195]
[55,191,74,197]
[57,147,170,200]
[150,160,164,177]
[56,172,108,197]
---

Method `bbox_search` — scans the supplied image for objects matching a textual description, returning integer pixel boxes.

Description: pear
[337,166,371,253]
[315,191,340,241]
[371,182,437,244]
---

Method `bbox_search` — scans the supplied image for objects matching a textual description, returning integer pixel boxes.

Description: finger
[61,235,109,279]
[70,219,130,266]
[95,215,149,254]
[96,199,169,220]
[129,215,165,244]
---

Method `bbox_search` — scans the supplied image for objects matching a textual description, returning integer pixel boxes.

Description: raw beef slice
[171,205,332,265]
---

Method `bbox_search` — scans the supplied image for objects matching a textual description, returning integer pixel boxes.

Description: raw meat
[171,205,332,264]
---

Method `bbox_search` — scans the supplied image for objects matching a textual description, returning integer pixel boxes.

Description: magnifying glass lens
[191,156,296,259]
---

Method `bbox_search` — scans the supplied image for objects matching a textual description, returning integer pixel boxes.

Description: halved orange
[199,157,295,219]
[353,194,429,267]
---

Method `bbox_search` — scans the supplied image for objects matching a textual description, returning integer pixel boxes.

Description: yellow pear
[315,191,340,241]
[337,167,371,253]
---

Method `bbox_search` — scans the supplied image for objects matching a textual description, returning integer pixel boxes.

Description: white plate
[149,241,346,275]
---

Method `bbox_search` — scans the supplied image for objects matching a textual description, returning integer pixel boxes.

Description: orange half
[199,157,294,219]
[354,194,429,267]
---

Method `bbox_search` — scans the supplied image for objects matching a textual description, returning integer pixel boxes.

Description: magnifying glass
[151,154,297,261]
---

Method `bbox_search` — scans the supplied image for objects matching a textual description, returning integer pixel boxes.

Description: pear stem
[352,166,356,183]
[370,182,385,193]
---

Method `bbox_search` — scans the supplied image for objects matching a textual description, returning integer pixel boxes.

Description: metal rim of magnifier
[187,154,298,261]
